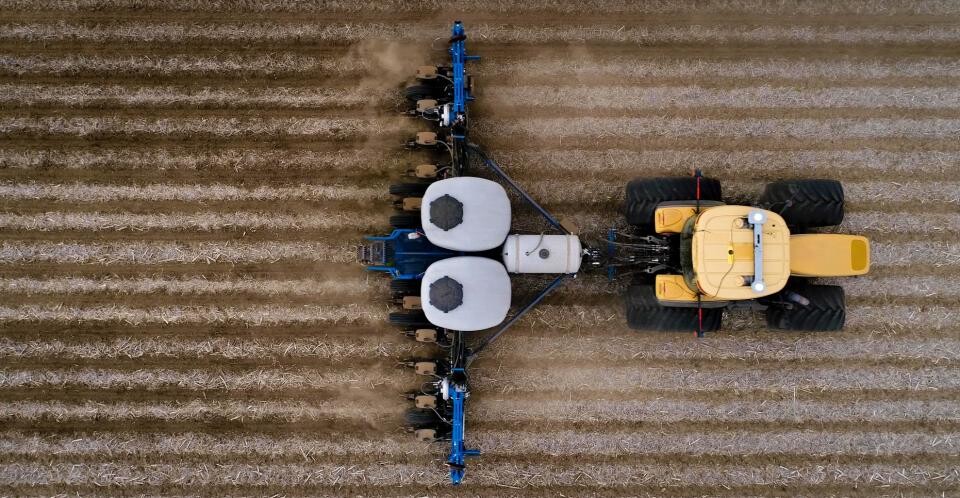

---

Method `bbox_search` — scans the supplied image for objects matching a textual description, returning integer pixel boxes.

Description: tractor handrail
[748,210,768,293]
[467,143,570,235]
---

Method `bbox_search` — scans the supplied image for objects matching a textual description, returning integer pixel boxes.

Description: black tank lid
[429,276,463,313]
[429,194,463,231]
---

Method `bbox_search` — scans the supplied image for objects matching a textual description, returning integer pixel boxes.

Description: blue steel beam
[449,21,479,118]
[446,378,480,485]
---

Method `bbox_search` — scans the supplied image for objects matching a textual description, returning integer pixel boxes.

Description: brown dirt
[1,3,958,496]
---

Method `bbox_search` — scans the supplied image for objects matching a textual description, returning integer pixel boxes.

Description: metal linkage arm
[468,273,570,363]
[467,143,569,234]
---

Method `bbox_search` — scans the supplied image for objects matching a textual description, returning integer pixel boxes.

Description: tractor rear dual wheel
[766,284,845,331]
[625,177,722,231]
[627,284,844,332]
[626,177,843,230]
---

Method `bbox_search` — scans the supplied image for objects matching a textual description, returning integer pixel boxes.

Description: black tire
[625,285,722,332]
[405,84,438,102]
[391,279,421,296]
[405,408,440,428]
[759,179,844,228]
[389,311,430,328]
[390,213,421,229]
[625,177,722,230]
[389,183,428,197]
[766,284,845,331]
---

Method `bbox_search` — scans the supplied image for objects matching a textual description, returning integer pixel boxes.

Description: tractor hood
[692,206,790,300]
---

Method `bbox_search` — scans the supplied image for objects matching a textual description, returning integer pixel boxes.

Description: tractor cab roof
[692,205,790,300]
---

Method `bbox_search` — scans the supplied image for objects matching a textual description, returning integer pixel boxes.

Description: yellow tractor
[622,176,870,333]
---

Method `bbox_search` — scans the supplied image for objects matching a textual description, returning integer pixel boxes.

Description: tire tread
[626,285,722,332]
[625,177,722,230]
[759,179,844,227]
[766,284,845,331]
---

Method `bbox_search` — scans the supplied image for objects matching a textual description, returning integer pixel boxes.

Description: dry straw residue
[0,241,354,264]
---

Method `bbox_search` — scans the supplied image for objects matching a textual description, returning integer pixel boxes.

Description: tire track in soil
[0,461,956,488]
[2,430,956,459]
[5,21,960,47]
[4,0,959,16]
[2,5,958,496]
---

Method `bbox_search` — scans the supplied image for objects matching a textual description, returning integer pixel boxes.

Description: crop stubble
[0,1,958,496]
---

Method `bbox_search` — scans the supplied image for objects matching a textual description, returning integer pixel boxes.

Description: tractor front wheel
[625,284,722,332]
[625,177,722,232]
[759,179,844,228]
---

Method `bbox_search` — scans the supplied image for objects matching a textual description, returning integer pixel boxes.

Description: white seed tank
[420,256,511,331]
[420,177,511,252]
[501,234,582,274]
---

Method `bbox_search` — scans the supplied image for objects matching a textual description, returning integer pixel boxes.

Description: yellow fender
[655,274,728,305]
[654,206,698,234]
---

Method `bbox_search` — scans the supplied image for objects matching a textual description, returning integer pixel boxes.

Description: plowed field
[1,1,958,496]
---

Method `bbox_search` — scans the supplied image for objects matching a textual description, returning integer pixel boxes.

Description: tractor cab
[661,202,870,306]
[622,176,872,335]
[680,205,790,300]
